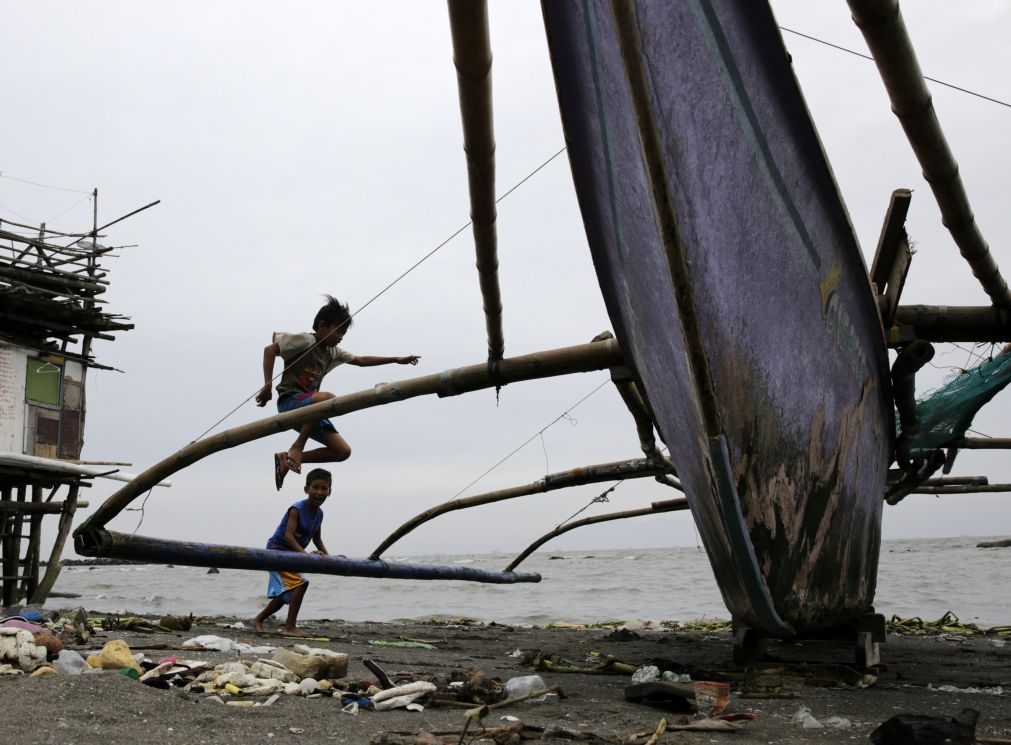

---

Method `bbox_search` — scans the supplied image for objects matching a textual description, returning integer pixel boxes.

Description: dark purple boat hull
[543,0,891,634]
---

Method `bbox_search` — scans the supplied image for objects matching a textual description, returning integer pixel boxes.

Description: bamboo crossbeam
[0,229,102,260]
[892,305,1010,342]
[369,456,671,560]
[960,437,1011,450]
[0,500,89,514]
[503,498,689,571]
[0,264,106,293]
[76,338,622,535]
[922,477,987,487]
[74,531,540,584]
[912,484,1011,494]
[0,310,118,341]
[0,218,99,238]
[848,0,1011,307]
[448,0,504,362]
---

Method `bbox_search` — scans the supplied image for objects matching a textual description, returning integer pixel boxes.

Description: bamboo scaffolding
[448,0,504,362]
[76,338,622,536]
[848,0,1011,307]
[74,531,540,584]
[503,498,689,571]
[0,218,99,238]
[369,456,672,560]
[892,305,1010,342]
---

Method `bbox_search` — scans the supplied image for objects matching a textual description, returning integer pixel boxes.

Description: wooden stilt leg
[733,623,767,664]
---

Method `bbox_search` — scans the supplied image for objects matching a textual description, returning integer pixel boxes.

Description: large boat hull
[543,0,891,634]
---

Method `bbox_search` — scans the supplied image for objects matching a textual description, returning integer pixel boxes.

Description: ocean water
[50,536,1011,628]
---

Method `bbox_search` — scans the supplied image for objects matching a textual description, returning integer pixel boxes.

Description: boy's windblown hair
[313,295,353,332]
[305,468,332,487]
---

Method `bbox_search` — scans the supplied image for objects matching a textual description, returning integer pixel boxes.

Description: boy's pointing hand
[397,356,421,365]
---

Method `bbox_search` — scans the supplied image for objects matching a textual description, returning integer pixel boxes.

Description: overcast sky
[2,1,1008,562]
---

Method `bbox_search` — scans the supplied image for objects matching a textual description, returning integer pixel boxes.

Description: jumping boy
[256,295,419,489]
[252,468,333,637]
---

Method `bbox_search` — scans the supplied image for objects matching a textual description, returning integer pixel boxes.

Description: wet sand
[1,614,1008,744]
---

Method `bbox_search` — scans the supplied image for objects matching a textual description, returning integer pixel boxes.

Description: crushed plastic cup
[504,674,548,700]
[631,665,660,684]
[694,681,730,716]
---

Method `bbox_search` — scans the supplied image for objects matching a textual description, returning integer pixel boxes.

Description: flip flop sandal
[274,452,288,491]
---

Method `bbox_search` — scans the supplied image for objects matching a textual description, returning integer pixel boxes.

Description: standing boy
[256,295,420,489]
[252,468,332,637]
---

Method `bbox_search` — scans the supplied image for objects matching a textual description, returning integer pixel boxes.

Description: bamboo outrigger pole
[892,305,1010,342]
[448,0,504,361]
[76,531,540,584]
[848,0,1011,307]
[504,498,689,572]
[368,456,673,560]
[75,338,622,538]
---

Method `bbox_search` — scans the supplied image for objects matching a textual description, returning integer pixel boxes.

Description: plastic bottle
[504,674,548,699]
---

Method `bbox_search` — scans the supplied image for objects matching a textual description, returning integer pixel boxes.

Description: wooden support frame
[959,437,1011,450]
[870,189,913,329]
[368,456,672,560]
[911,484,1011,495]
[30,484,81,604]
[77,338,623,537]
[848,0,1011,307]
[609,364,664,462]
[503,497,688,571]
[891,305,1010,343]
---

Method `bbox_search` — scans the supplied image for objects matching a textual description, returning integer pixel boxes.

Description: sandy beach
[1,612,1008,744]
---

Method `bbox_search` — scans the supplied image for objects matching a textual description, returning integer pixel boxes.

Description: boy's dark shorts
[277,392,338,445]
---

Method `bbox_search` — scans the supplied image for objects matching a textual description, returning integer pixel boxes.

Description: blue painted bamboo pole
[74,529,540,584]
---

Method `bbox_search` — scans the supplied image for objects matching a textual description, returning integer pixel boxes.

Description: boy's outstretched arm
[256,341,281,406]
[348,355,420,367]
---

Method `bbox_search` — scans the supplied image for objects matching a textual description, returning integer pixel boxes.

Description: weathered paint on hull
[543,0,891,634]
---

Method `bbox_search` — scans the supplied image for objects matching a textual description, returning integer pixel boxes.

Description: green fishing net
[904,350,1011,453]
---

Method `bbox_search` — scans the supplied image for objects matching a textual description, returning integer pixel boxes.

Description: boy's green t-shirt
[274,332,354,398]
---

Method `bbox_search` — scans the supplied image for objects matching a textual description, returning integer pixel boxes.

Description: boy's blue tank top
[267,499,323,550]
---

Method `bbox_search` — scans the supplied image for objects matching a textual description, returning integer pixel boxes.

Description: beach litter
[182,634,276,655]
[870,707,979,745]
[0,627,51,673]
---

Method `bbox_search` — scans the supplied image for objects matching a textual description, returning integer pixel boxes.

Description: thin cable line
[0,172,92,194]
[190,146,569,442]
[46,193,93,225]
[0,203,32,221]
[443,378,610,504]
[779,26,1011,110]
